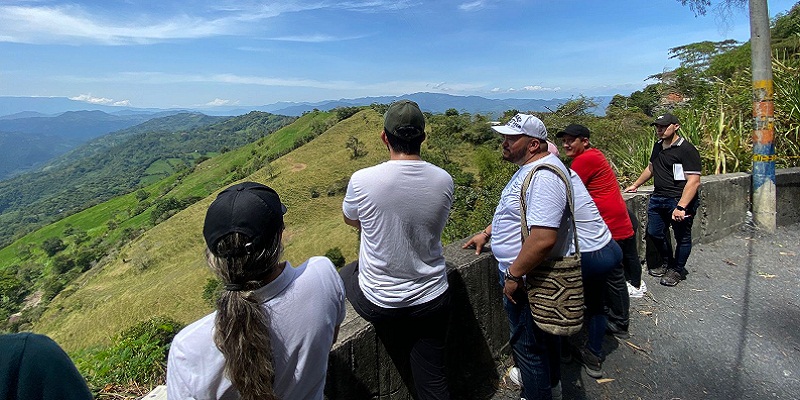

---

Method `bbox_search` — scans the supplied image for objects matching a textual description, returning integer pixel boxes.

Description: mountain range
[1,92,612,118]
[0,110,184,179]
[0,92,610,181]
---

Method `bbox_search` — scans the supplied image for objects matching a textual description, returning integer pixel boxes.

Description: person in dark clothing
[625,113,702,287]
[0,332,93,400]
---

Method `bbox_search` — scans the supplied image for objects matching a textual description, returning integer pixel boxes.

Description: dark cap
[203,182,286,256]
[651,113,680,126]
[555,124,591,139]
[384,100,425,139]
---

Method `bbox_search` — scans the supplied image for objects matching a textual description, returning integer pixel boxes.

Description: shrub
[41,237,66,257]
[41,276,66,301]
[326,178,349,197]
[52,254,76,275]
[73,316,184,397]
[202,278,222,306]
[325,247,346,268]
[135,189,149,201]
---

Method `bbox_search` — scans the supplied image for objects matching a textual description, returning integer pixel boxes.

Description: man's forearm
[343,215,361,230]
[633,166,652,187]
[677,175,701,208]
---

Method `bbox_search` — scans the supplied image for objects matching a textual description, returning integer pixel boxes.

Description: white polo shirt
[166,256,346,400]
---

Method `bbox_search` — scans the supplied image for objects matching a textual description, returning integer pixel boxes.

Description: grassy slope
[33,109,390,351]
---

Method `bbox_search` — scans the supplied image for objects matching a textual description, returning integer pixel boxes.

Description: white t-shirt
[568,169,612,253]
[491,154,611,273]
[343,160,454,308]
[166,257,346,400]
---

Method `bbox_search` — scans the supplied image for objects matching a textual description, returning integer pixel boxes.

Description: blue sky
[0,0,796,109]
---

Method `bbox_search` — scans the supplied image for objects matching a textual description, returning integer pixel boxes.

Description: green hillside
[25,109,389,350]
[0,112,295,248]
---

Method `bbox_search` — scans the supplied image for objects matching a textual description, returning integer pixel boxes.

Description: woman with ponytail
[167,182,346,400]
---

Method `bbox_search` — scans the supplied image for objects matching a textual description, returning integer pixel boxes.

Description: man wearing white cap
[464,113,572,398]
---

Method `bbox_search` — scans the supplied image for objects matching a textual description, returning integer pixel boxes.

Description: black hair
[385,128,424,155]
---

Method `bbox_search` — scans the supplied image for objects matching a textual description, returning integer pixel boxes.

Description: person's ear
[528,138,539,152]
[381,130,389,145]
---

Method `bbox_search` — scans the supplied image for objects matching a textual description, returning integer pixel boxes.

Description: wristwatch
[676,205,686,212]
[504,269,523,283]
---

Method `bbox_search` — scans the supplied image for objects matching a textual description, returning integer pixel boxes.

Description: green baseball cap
[384,100,425,139]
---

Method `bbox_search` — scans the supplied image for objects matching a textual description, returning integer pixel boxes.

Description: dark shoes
[648,266,667,277]
[660,269,686,286]
[578,347,604,378]
[606,322,630,340]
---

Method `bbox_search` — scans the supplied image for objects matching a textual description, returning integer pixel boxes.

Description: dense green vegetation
[0,110,334,336]
[71,316,183,398]
[0,4,797,397]
[0,112,295,248]
[0,111,182,180]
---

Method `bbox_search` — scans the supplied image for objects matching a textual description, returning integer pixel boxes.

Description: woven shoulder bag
[520,163,584,336]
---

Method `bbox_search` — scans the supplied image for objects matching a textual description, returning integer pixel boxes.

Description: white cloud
[69,93,129,106]
[205,98,238,106]
[0,2,412,45]
[501,85,562,93]
[0,5,232,45]
[459,1,488,12]
[265,33,369,43]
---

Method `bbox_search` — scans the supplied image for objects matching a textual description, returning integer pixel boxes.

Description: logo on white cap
[491,113,548,139]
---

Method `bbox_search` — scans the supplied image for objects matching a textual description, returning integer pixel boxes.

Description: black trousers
[604,262,630,331]
[340,261,451,400]
[621,208,644,286]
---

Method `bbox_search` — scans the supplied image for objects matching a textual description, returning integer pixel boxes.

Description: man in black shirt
[625,113,701,287]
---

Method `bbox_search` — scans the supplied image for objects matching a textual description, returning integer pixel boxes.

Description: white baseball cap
[491,113,548,140]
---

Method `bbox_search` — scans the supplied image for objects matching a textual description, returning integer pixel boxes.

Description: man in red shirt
[557,124,646,338]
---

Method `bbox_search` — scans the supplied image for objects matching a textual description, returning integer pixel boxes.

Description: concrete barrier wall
[777,167,800,225]
[322,167,800,399]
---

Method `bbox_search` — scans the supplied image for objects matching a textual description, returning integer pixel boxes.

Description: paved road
[492,223,800,400]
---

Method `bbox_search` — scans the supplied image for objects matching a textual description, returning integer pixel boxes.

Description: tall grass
[774,56,800,167]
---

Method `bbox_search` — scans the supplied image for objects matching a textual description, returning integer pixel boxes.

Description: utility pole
[749,0,776,232]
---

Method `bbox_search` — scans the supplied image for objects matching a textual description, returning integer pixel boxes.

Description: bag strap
[519,163,580,255]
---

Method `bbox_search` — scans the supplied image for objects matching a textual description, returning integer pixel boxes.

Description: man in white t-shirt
[341,100,454,399]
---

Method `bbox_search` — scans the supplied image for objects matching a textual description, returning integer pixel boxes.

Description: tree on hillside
[649,40,742,103]
[41,237,66,257]
[345,136,368,159]
[628,84,663,116]
[335,106,362,121]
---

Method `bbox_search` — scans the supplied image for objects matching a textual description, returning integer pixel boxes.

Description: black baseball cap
[556,124,591,139]
[651,113,680,126]
[203,182,286,256]
[384,100,425,139]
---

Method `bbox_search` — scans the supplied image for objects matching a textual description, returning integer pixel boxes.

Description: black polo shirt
[649,136,702,199]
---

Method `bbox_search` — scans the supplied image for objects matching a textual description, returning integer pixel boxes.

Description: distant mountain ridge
[1,92,613,118]
[0,110,185,180]
[204,93,612,117]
